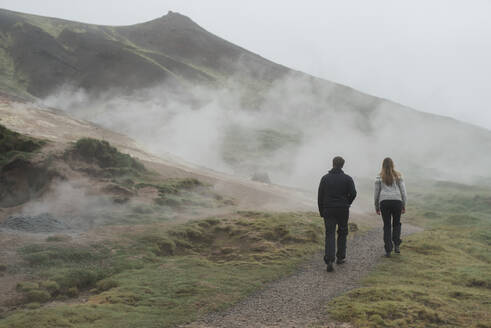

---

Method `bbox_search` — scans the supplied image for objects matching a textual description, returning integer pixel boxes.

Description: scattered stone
[348,223,358,232]
[102,183,135,197]
[251,172,271,184]
[0,213,70,233]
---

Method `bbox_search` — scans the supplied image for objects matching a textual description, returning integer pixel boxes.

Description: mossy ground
[328,181,491,328]
[221,126,302,174]
[0,124,45,167]
[65,138,229,211]
[68,138,145,175]
[1,212,326,327]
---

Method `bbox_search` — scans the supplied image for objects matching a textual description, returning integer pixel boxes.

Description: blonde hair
[380,157,401,186]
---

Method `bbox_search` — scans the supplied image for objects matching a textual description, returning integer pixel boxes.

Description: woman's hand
[376,210,381,215]
[402,207,406,214]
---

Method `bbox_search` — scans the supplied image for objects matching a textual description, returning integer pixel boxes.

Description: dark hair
[332,156,345,169]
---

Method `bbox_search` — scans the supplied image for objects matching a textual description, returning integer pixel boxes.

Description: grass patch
[2,212,326,327]
[0,124,45,167]
[328,183,491,328]
[67,138,145,176]
[135,178,234,210]
[64,138,230,211]
[45,235,71,243]
[135,178,203,195]
[221,126,302,173]
[13,244,125,301]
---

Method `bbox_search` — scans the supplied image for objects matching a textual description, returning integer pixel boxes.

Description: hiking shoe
[326,262,334,272]
[394,245,400,253]
[336,258,346,265]
[385,252,391,258]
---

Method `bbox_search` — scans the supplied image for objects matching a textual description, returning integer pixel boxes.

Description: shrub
[39,280,60,295]
[155,197,181,207]
[45,235,71,242]
[24,290,50,303]
[16,282,39,293]
[20,245,97,266]
[25,302,41,310]
[70,138,145,173]
[0,124,45,167]
[155,239,176,256]
[54,268,105,291]
[66,287,79,297]
[96,279,119,292]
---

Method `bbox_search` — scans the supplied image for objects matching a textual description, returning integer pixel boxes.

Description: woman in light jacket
[374,157,407,257]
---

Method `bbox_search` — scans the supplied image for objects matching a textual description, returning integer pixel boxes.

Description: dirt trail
[186,224,423,328]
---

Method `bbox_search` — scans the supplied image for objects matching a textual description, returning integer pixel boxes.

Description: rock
[251,172,271,184]
[348,222,358,232]
[0,213,70,233]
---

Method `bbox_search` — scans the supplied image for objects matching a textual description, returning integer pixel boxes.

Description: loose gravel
[186,224,423,328]
[0,213,70,233]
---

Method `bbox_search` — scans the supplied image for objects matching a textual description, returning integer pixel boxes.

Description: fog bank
[43,75,491,190]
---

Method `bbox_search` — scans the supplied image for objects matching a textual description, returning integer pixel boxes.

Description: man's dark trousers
[323,207,349,264]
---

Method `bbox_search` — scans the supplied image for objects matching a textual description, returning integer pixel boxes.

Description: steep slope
[0,96,313,211]
[1,8,491,185]
[0,8,290,98]
[115,11,290,81]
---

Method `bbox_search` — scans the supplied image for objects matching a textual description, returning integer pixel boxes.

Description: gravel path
[185,224,423,328]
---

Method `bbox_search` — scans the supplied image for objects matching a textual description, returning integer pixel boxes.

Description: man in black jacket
[318,156,357,272]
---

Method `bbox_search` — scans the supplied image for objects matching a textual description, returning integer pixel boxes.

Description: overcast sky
[2,0,491,130]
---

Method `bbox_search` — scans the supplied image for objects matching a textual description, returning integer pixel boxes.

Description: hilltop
[1,8,491,183]
[0,9,289,98]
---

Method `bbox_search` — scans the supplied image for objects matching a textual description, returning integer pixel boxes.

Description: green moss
[0,124,45,167]
[19,13,87,38]
[221,126,302,171]
[23,290,51,303]
[0,30,31,97]
[20,244,102,266]
[68,138,145,175]
[136,178,203,195]
[14,244,126,302]
[132,178,231,210]
[328,184,491,328]
[24,303,41,310]
[96,279,119,292]
[39,280,60,295]
[2,212,326,327]
[45,235,71,243]
[16,282,39,293]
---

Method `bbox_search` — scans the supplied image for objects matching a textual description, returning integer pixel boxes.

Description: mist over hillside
[43,76,491,189]
[2,8,491,188]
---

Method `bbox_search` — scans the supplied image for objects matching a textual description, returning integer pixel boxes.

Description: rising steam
[42,73,491,190]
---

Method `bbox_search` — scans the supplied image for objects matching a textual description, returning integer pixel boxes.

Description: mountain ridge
[0,8,294,98]
[1,7,480,129]
[1,8,491,184]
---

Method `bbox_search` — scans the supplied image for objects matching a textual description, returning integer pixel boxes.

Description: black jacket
[318,168,357,216]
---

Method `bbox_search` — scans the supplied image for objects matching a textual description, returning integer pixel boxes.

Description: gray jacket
[374,176,407,211]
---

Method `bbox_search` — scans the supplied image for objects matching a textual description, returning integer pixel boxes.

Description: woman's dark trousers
[323,207,349,264]
[380,200,402,253]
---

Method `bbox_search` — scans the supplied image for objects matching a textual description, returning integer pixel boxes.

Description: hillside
[0,8,290,98]
[0,8,490,328]
[1,8,491,186]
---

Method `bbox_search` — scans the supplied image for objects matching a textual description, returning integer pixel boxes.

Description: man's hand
[402,207,406,214]
[376,210,380,215]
